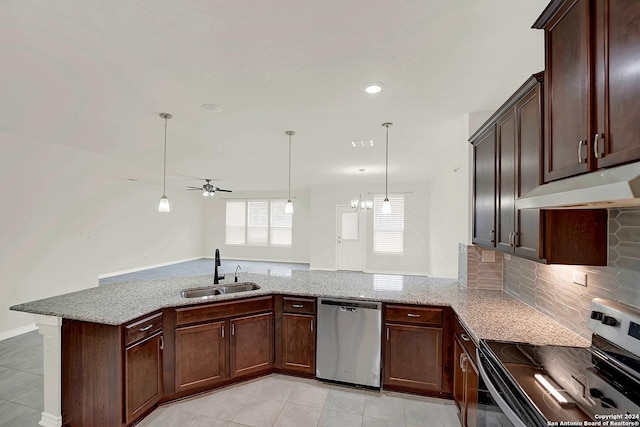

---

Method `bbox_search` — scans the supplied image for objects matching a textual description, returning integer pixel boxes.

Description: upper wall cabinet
[470,73,608,265]
[534,0,640,182]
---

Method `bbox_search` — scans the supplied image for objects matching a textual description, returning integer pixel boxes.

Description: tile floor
[0,331,460,427]
[137,374,460,427]
[0,331,44,427]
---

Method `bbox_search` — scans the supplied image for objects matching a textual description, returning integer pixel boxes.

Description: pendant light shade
[158,113,172,213]
[285,131,295,214]
[382,122,393,214]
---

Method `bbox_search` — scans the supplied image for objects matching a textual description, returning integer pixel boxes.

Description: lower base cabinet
[453,322,479,427]
[175,321,227,392]
[230,312,274,377]
[125,332,163,425]
[281,313,315,373]
[382,304,450,395]
[384,323,443,392]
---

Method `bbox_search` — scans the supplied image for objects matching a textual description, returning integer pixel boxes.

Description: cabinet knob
[578,140,587,163]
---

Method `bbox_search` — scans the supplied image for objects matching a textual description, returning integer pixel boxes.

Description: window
[373,195,404,254]
[225,199,292,246]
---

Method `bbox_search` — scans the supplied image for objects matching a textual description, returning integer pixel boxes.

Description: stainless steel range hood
[515,162,640,209]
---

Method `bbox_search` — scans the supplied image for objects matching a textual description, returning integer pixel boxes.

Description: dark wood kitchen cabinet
[472,127,497,248]
[383,304,452,396]
[172,296,273,397]
[174,321,226,393]
[534,0,640,181]
[470,73,608,265]
[124,312,164,425]
[62,311,164,427]
[453,335,478,427]
[275,296,316,375]
[230,312,274,377]
[496,74,544,260]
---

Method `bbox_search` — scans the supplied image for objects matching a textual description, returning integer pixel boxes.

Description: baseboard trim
[309,267,337,271]
[208,256,310,265]
[98,257,204,279]
[362,269,431,277]
[0,323,38,341]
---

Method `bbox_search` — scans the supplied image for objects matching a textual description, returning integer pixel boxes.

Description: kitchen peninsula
[11,270,588,427]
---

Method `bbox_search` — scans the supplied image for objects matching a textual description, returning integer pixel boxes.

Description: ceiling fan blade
[216,188,232,192]
[186,188,202,191]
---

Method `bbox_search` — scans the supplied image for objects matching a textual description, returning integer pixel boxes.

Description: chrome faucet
[214,249,225,284]
[234,265,241,282]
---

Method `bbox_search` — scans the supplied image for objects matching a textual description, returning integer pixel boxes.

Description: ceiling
[1,0,549,193]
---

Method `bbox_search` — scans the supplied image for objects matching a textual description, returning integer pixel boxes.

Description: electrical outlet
[504,253,511,261]
[481,251,495,263]
[572,271,587,287]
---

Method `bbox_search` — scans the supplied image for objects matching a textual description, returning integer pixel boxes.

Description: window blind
[247,200,269,244]
[225,200,246,244]
[270,200,293,246]
[373,195,404,253]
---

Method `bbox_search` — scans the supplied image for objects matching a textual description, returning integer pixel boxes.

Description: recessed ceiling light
[365,83,384,94]
[351,140,374,148]
[201,103,222,112]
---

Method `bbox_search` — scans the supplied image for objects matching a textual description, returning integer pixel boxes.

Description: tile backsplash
[503,208,640,340]
[458,243,503,290]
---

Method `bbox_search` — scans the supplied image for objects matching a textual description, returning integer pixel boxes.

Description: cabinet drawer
[283,297,316,314]
[454,317,477,365]
[385,305,443,326]
[124,312,163,347]
[176,296,273,326]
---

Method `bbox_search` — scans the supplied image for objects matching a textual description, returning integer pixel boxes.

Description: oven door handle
[476,348,527,427]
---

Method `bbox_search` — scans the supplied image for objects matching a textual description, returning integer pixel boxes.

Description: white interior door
[336,205,364,271]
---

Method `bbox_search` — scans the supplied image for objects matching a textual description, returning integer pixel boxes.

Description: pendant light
[285,131,295,214]
[382,122,393,214]
[158,113,172,213]
[350,169,373,212]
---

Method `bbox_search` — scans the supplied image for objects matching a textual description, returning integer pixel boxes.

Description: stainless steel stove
[477,298,640,427]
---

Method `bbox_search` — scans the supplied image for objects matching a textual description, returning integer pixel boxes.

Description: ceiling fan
[187,179,232,197]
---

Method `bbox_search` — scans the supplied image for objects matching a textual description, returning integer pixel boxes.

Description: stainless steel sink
[180,282,260,298]
[219,282,260,294]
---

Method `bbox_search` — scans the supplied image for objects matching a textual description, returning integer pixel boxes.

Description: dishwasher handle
[340,306,358,313]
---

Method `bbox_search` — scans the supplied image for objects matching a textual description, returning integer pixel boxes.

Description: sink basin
[180,282,260,298]
[219,282,260,294]
[180,287,221,298]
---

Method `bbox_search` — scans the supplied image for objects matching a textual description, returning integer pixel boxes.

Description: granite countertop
[10,269,590,347]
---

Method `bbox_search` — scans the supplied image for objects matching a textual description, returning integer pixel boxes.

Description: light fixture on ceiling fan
[158,113,172,213]
[285,130,295,214]
[382,122,393,214]
[351,169,373,212]
[186,179,232,197]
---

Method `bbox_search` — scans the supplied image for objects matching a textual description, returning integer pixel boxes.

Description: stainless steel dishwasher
[316,298,382,388]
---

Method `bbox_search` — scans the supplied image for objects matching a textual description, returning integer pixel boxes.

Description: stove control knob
[590,311,604,321]
[601,316,618,326]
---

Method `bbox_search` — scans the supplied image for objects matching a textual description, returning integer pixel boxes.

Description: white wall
[203,190,311,263]
[308,182,433,276]
[1,132,205,335]
[425,116,473,278]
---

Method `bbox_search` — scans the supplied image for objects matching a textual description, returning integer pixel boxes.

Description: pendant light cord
[382,122,393,199]
[163,117,168,195]
[288,133,291,201]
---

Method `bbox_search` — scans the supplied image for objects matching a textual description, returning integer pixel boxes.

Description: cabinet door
[125,333,163,425]
[594,0,640,168]
[383,323,442,392]
[282,313,315,374]
[465,359,479,427]
[175,321,226,392]
[545,0,592,181]
[230,312,274,378]
[453,338,465,422]
[472,128,496,247]
[515,86,543,260]
[496,110,516,253]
